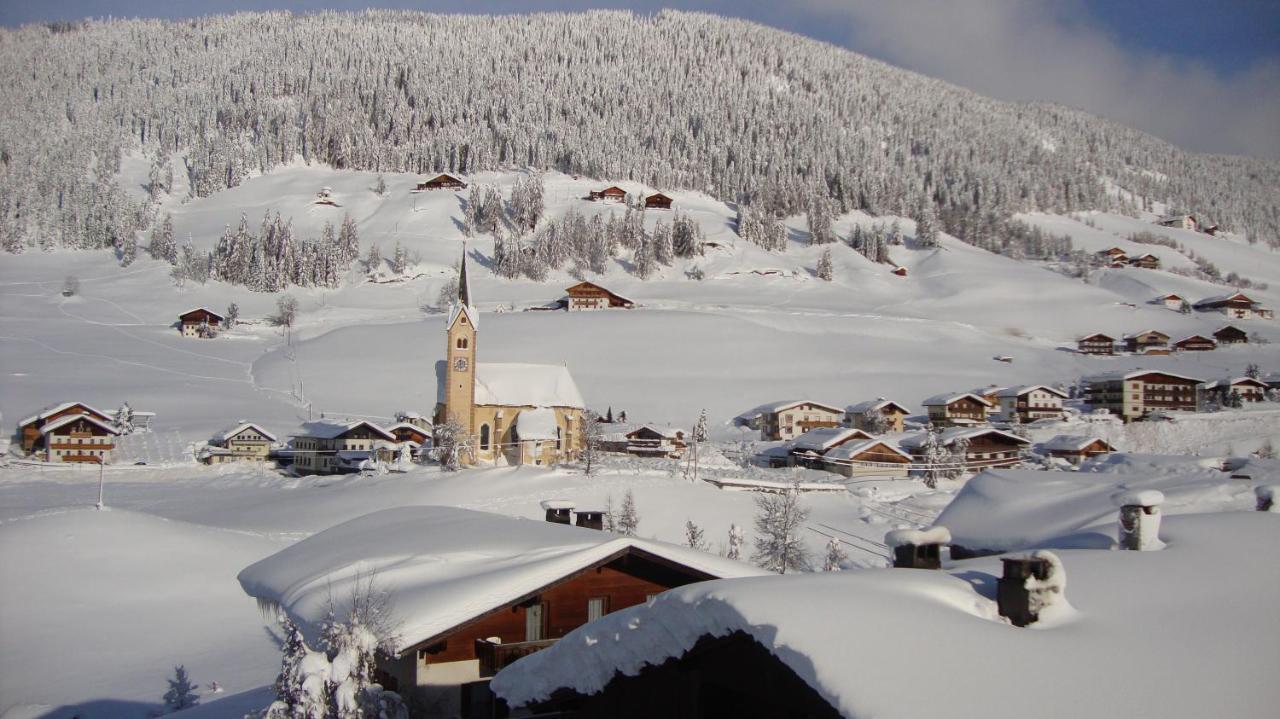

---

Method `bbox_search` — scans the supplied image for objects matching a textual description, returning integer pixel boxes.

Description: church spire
[458,247,473,309]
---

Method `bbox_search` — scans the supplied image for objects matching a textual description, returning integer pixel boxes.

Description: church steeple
[443,247,478,448]
[457,249,474,309]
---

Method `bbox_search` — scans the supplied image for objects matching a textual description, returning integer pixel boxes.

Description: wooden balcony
[475,638,558,677]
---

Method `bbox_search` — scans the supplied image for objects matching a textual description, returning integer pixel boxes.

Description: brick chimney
[997,551,1064,627]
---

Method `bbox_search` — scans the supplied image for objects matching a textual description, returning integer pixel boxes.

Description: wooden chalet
[587,186,627,203]
[1213,325,1248,345]
[843,399,910,433]
[921,392,992,427]
[643,192,673,210]
[1122,330,1169,354]
[202,422,276,464]
[564,281,636,311]
[1153,293,1186,310]
[1097,247,1128,266]
[1077,333,1116,355]
[901,427,1030,469]
[1128,253,1161,270]
[290,419,397,475]
[1042,435,1115,466]
[415,173,467,191]
[734,400,843,441]
[1172,334,1216,352]
[1200,377,1268,404]
[1084,370,1202,421]
[995,385,1067,423]
[1194,292,1261,319]
[623,425,686,458]
[237,507,766,718]
[178,308,225,338]
[388,421,431,446]
[823,439,913,478]
[38,412,120,463]
[787,427,873,468]
[17,401,114,455]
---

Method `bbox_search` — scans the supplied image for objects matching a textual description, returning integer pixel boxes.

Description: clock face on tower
[454,357,469,372]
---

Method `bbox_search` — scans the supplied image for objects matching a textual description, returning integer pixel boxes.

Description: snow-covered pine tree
[1245,363,1261,379]
[364,242,381,273]
[913,201,939,248]
[652,220,674,265]
[816,248,833,281]
[633,237,656,279]
[862,408,890,435]
[390,242,410,275]
[806,195,835,245]
[822,536,847,571]
[225,302,239,327]
[726,523,744,560]
[751,483,811,573]
[373,173,387,196]
[431,415,469,471]
[618,489,639,536]
[163,665,200,713]
[118,232,137,267]
[580,409,603,476]
[684,520,706,551]
[149,214,178,265]
[275,295,298,327]
[947,436,971,478]
[603,493,617,533]
[338,213,360,266]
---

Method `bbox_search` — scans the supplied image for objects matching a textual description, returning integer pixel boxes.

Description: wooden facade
[499,630,842,719]
[643,192,673,210]
[19,402,113,454]
[1128,253,1161,270]
[1173,335,1216,352]
[416,173,467,190]
[1123,330,1169,354]
[1077,333,1116,355]
[996,385,1066,422]
[844,400,909,433]
[40,414,118,463]
[1213,325,1248,345]
[564,281,635,311]
[623,426,686,458]
[923,395,991,427]
[588,186,627,203]
[1085,371,1201,421]
[1044,437,1115,465]
[291,421,396,475]
[179,308,224,337]
[1201,377,1268,404]
[741,401,843,441]
[1195,292,1259,319]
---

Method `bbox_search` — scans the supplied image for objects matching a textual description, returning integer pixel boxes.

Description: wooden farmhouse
[995,385,1067,423]
[1097,247,1128,266]
[17,401,115,455]
[921,392,992,427]
[787,427,873,468]
[1200,377,1268,404]
[1042,435,1116,466]
[290,419,397,475]
[970,386,1006,414]
[388,421,432,446]
[178,308,225,338]
[563,281,636,311]
[1153,293,1186,310]
[900,427,1029,469]
[1157,214,1197,230]
[643,192,673,210]
[1123,329,1169,354]
[415,173,467,191]
[619,425,687,459]
[36,413,120,463]
[1213,325,1248,345]
[202,422,277,464]
[734,400,843,441]
[237,506,767,718]
[1084,370,1203,421]
[587,186,627,203]
[843,399,910,433]
[1128,253,1161,270]
[1077,333,1116,355]
[822,439,913,478]
[1172,334,1217,352]
[436,254,585,467]
[1194,292,1262,319]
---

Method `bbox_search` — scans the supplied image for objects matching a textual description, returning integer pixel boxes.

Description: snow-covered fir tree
[225,302,239,327]
[816,248,834,281]
[618,490,640,537]
[163,665,200,713]
[580,409,603,476]
[751,483,811,574]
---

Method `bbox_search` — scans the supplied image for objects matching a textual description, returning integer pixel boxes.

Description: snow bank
[493,512,1280,718]
[1112,489,1165,507]
[884,526,952,548]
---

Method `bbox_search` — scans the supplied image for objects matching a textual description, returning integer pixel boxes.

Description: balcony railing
[475,638,558,677]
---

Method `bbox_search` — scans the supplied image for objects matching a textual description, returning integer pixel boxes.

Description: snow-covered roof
[515,407,560,440]
[18,401,112,427]
[236,506,768,653]
[214,422,278,443]
[1083,369,1204,383]
[293,419,395,441]
[178,307,225,321]
[920,392,992,408]
[884,526,951,548]
[39,413,119,436]
[1201,377,1267,390]
[472,363,585,409]
[386,421,431,435]
[900,427,1028,450]
[734,400,843,422]
[1121,329,1168,339]
[844,399,910,415]
[627,425,685,439]
[823,439,912,462]
[789,426,871,452]
[1194,291,1254,306]
[1173,334,1215,344]
[1042,435,1111,453]
[994,384,1067,400]
[492,512,1279,718]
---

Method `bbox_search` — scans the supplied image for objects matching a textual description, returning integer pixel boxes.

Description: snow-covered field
[2,165,1279,718]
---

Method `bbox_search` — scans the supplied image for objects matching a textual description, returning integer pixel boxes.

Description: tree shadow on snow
[29,698,163,719]
[952,569,999,600]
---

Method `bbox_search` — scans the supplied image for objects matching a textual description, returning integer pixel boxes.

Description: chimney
[540,499,574,525]
[997,551,1064,627]
[575,510,604,531]
[885,526,951,569]
[1113,490,1164,550]
[1257,485,1277,513]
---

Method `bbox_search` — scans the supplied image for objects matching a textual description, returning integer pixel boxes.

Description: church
[434,253,586,466]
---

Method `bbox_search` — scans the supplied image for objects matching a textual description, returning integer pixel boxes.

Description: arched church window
[480,424,491,451]
[456,337,469,349]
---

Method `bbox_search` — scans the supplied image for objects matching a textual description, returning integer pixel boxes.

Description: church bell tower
[444,251,477,440]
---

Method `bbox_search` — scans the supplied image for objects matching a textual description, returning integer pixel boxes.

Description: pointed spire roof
[458,249,473,307]
[448,247,479,329]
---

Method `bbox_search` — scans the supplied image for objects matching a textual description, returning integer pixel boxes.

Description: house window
[525,602,546,641]
[587,597,608,622]
[480,424,491,451]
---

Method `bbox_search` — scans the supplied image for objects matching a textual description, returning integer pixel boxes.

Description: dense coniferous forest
[1,9,1277,259]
